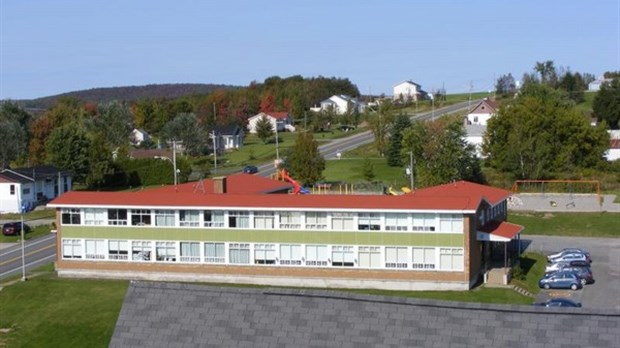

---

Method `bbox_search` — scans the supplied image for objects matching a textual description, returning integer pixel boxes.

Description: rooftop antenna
[193,174,206,194]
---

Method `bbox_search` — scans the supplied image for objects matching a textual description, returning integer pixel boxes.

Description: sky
[1,0,619,100]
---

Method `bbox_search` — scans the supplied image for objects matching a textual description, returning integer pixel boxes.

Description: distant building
[393,81,427,102]
[588,77,613,91]
[605,130,620,161]
[466,99,499,126]
[247,112,295,134]
[212,125,244,150]
[130,129,151,146]
[310,95,366,115]
[0,165,72,213]
[464,124,486,158]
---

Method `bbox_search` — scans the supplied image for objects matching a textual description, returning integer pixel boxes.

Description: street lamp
[209,131,217,174]
[155,140,178,186]
[19,200,30,281]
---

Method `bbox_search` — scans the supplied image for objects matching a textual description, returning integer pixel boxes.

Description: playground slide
[387,187,400,195]
[280,170,310,195]
[401,187,412,194]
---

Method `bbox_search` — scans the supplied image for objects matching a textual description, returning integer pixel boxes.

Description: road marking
[0,244,56,266]
[0,254,56,278]
[0,234,56,257]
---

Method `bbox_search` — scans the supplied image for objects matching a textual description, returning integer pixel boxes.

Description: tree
[366,101,395,156]
[311,108,335,132]
[402,116,482,187]
[0,119,27,169]
[495,73,517,97]
[161,113,205,156]
[362,157,375,182]
[557,71,587,103]
[535,60,558,87]
[386,113,411,166]
[255,115,274,143]
[85,133,114,189]
[286,131,325,185]
[45,125,91,182]
[484,91,609,179]
[593,78,620,129]
[89,101,134,149]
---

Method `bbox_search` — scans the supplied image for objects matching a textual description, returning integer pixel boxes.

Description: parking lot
[524,235,620,310]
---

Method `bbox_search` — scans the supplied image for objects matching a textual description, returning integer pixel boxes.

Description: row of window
[61,208,464,233]
[62,238,465,271]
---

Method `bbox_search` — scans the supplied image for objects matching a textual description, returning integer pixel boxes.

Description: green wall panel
[61,226,464,247]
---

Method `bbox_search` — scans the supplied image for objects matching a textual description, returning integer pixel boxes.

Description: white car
[548,252,588,264]
[547,248,591,262]
[545,262,568,274]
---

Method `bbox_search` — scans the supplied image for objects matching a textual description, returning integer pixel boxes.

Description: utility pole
[468,80,473,110]
[172,140,178,186]
[275,123,280,161]
[409,151,415,190]
[210,131,217,174]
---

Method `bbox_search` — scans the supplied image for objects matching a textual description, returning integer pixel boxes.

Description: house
[393,81,427,102]
[466,99,499,126]
[212,125,244,151]
[464,124,486,158]
[605,130,620,161]
[130,129,151,146]
[247,112,295,134]
[48,174,523,291]
[588,77,613,91]
[1,165,72,214]
[310,95,366,115]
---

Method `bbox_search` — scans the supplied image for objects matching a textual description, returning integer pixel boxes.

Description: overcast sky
[1,0,618,99]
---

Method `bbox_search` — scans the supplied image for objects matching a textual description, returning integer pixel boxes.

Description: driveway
[523,235,620,310]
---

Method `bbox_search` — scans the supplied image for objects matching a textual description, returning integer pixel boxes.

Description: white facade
[311,95,365,115]
[588,78,613,92]
[393,81,423,101]
[131,129,150,146]
[247,112,292,134]
[464,125,486,158]
[0,167,72,213]
[466,99,498,126]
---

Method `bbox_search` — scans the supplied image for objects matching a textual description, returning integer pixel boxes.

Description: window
[180,242,200,262]
[85,240,106,259]
[332,246,355,267]
[204,210,225,227]
[439,214,463,233]
[156,242,176,261]
[228,211,249,228]
[132,241,152,261]
[279,244,302,265]
[305,245,329,266]
[229,243,250,264]
[155,210,175,227]
[305,212,327,229]
[332,212,355,230]
[61,208,81,225]
[358,246,381,268]
[385,247,408,268]
[62,239,82,259]
[108,240,129,260]
[254,244,276,264]
[204,242,225,263]
[358,213,381,230]
[179,210,200,227]
[84,208,106,225]
[412,213,435,231]
[440,248,464,271]
[22,187,30,195]
[254,211,274,229]
[131,209,151,226]
[385,213,408,231]
[412,247,436,270]
[108,209,128,225]
[10,185,15,195]
[279,212,301,229]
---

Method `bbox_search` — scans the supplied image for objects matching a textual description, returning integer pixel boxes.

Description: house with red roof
[48,174,523,290]
[247,111,295,134]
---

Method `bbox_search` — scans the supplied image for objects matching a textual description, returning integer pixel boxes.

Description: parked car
[548,252,589,264]
[534,298,582,308]
[548,248,591,263]
[545,260,590,273]
[2,222,32,236]
[560,266,594,285]
[242,165,258,174]
[539,271,583,290]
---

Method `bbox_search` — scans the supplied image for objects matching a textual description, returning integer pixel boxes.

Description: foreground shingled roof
[110,282,620,348]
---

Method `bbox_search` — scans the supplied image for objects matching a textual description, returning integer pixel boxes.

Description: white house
[464,125,486,158]
[606,130,620,161]
[0,166,72,214]
[466,99,499,126]
[213,125,244,150]
[130,129,151,146]
[310,95,365,115]
[588,77,613,91]
[247,112,295,134]
[393,81,426,102]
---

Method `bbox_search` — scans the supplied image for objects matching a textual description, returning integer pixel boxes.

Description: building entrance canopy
[476,221,524,242]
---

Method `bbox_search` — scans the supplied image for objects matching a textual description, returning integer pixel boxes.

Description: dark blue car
[534,298,582,308]
[539,271,583,291]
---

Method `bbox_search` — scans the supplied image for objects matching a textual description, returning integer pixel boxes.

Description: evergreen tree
[362,157,375,182]
[386,113,412,166]
[45,124,91,182]
[593,78,620,129]
[286,132,325,186]
[86,133,114,189]
[255,115,274,143]
[161,113,205,156]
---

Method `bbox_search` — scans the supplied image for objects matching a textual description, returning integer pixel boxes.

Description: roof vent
[213,176,227,194]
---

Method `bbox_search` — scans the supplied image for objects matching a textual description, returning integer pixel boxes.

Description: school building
[48,174,523,290]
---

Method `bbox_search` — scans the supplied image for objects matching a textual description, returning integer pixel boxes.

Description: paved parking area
[524,235,620,310]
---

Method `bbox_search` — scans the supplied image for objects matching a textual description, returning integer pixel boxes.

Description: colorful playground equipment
[278,169,310,194]
[386,186,412,195]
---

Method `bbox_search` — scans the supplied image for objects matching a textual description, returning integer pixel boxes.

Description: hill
[18,83,239,110]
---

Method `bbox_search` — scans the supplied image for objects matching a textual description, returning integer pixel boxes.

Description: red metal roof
[479,220,523,240]
[264,112,290,120]
[49,177,509,212]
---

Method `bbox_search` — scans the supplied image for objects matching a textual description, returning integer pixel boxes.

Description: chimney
[213,176,227,194]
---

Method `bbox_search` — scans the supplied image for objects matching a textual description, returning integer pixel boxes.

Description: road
[256,100,476,177]
[0,233,56,280]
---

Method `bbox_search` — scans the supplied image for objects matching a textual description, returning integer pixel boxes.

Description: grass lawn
[0,268,128,348]
[508,212,619,238]
[0,209,55,221]
[510,252,547,294]
[0,225,54,243]
[323,158,409,188]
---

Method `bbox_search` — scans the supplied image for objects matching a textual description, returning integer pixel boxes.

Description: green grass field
[0,268,128,348]
[508,212,619,237]
[0,209,55,221]
[510,252,547,294]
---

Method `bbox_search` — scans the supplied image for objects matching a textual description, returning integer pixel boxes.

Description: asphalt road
[0,233,56,280]
[524,235,620,310]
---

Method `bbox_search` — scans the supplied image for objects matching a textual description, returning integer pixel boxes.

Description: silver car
[548,252,588,264]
